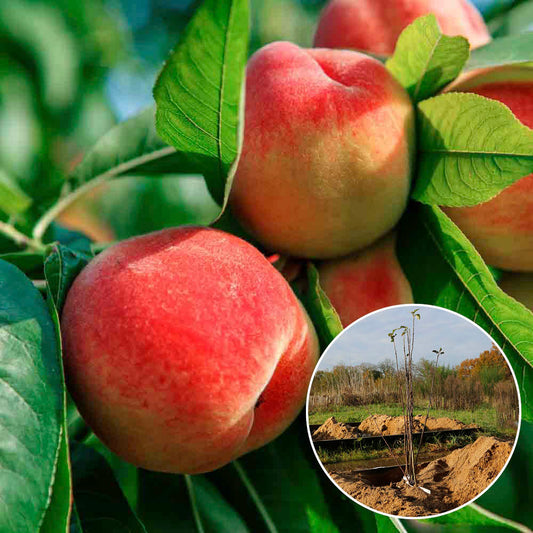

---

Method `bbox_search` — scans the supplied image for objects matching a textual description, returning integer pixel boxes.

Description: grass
[318,446,396,464]
[317,434,477,465]
[309,402,517,438]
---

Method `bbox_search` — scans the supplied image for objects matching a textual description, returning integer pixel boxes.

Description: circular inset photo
[306,304,520,519]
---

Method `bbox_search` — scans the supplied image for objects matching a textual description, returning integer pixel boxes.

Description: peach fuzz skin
[313,0,490,55]
[230,42,415,259]
[318,233,413,327]
[61,227,319,474]
[444,67,533,272]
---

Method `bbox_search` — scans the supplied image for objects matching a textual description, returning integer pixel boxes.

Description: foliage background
[3,0,530,240]
[2,0,533,531]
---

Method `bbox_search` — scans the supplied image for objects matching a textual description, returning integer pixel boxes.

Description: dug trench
[328,435,513,517]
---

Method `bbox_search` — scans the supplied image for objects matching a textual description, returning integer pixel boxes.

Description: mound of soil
[419,415,479,432]
[330,436,512,517]
[312,417,360,441]
[358,414,479,436]
[358,414,419,435]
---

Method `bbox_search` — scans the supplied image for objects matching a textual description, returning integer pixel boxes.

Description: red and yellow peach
[318,233,413,327]
[231,41,415,259]
[313,0,490,55]
[61,227,319,474]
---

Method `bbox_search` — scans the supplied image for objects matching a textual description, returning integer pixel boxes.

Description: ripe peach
[500,272,533,311]
[313,0,491,55]
[61,227,319,474]
[230,42,415,259]
[444,67,533,272]
[317,233,413,327]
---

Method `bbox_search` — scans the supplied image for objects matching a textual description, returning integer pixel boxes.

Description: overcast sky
[317,305,499,371]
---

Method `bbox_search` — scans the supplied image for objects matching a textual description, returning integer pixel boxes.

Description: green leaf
[189,476,251,533]
[465,33,533,72]
[0,0,79,112]
[0,169,32,216]
[386,15,470,102]
[77,175,219,241]
[69,504,83,533]
[83,433,139,514]
[68,107,188,183]
[40,428,71,533]
[490,1,533,39]
[71,442,147,533]
[44,244,89,313]
[302,263,343,352]
[153,0,249,208]
[40,246,84,533]
[477,420,533,527]
[207,418,377,533]
[0,251,44,279]
[413,92,533,207]
[375,515,407,532]
[422,503,531,531]
[397,204,533,421]
[31,107,196,242]
[0,259,62,531]
[48,224,92,257]
[0,58,43,187]
[138,470,249,533]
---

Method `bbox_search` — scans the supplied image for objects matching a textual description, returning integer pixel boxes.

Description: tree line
[310,345,518,428]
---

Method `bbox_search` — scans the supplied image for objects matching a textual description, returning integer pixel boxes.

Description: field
[309,402,517,438]
[308,345,519,517]
[310,413,516,516]
[316,433,476,465]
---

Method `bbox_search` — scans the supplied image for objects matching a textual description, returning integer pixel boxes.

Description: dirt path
[312,417,360,440]
[358,414,479,436]
[329,436,512,517]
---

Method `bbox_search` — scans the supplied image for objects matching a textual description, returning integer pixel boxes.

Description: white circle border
[304,303,522,521]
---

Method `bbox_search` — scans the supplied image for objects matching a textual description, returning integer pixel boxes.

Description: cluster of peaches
[62,0,533,475]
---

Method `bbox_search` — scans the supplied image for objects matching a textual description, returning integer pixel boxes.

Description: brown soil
[329,436,512,517]
[358,414,479,436]
[312,417,360,441]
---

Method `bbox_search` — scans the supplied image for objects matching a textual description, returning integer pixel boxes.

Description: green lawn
[317,434,476,465]
[309,402,517,438]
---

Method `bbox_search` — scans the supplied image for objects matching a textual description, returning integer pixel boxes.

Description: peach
[230,42,415,259]
[314,0,490,55]
[317,233,413,327]
[61,226,319,474]
[444,67,533,272]
[500,272,533,311]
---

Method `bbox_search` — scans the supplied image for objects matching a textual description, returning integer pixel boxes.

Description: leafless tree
[388,309,444,488]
